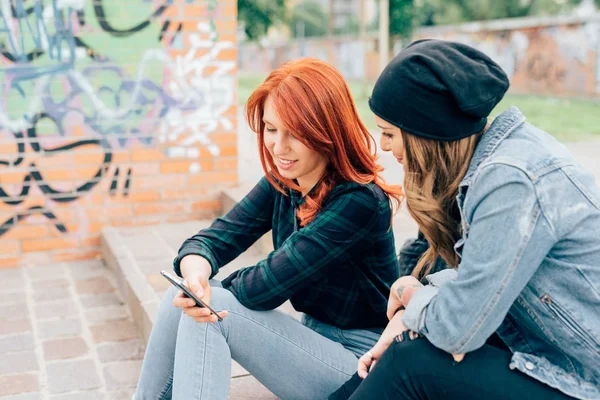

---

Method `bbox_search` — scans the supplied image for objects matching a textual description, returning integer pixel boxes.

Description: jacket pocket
[540,293,600,355]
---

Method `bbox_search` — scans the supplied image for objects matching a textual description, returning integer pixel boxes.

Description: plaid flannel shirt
[174,176,399,329]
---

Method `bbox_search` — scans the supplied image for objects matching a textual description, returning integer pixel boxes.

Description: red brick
[0,373,39,396]
[43,337,89,361]
[0,224,48,240]
[52,249,102,263]
[90,319,138,343]
[0,239,20,254]
[22,237,78,253]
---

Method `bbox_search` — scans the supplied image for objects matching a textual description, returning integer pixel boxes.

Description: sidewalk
[0,260,142,399]
[0,259,277,400]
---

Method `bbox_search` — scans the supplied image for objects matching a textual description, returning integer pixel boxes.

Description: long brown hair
[246,58,403,226]
[402,130,483,278]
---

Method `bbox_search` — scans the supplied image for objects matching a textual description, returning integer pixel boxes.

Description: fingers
[183,278,204,299]
[453,353,465,363]
[357,351,374,379]
[173,290,196,308]
[183,309,229,323]
[400,285,420,307]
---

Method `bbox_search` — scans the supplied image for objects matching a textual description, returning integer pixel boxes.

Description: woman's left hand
[357,310,409,378]
[387,276,424,320]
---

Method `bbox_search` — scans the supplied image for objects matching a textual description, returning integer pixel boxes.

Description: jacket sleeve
[402,164,557,354]
[222,185,382,310]
[173,177,274,278]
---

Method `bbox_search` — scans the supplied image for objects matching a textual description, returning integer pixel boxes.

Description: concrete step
[100,220,287,399]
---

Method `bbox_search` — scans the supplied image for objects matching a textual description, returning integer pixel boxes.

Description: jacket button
[525,362,535,371]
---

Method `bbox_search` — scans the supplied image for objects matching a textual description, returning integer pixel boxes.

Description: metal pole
[378,0,389,73]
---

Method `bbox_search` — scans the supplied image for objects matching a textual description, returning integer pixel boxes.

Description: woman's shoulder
[327,181,390,210]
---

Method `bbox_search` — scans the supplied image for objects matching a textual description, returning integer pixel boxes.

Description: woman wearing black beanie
[330,39,600,400]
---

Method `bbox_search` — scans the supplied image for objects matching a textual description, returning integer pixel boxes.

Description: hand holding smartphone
[160,270,223,322]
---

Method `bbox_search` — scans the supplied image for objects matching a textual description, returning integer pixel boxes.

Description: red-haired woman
[134,58,404,400]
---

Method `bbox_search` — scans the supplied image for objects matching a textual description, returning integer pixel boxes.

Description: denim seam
[454,207,541,354]
[196,322,209,399]
[228,310,354,377]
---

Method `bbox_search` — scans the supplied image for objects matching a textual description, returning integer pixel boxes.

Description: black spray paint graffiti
[0,0,198,237]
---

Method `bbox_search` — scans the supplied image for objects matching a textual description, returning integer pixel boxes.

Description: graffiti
[0,0,235,238]
[526,52,567,85]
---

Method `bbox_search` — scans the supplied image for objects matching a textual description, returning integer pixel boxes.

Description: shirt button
[525,362,535,371]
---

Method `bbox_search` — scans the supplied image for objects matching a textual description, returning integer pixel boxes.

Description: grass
[238,74,600,142]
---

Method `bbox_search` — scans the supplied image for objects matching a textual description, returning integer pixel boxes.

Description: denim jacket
[403,107,600,400]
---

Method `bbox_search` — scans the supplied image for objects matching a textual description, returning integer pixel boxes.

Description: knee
[380,339,445,377]
[210,287,241,311]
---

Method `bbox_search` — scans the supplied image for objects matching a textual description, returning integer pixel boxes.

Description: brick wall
[0,0,238,268]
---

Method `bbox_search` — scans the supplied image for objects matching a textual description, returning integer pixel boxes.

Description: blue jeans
[134,283,382,399]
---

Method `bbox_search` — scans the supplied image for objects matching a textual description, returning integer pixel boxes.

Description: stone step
[100,221,283,399]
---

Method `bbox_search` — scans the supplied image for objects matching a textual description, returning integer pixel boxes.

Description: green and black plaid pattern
[174,177,399,329]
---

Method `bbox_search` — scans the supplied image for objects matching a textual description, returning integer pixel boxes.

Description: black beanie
[369,39,510,141]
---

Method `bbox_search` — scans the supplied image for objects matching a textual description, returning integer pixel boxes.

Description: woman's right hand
[173,255,228,323]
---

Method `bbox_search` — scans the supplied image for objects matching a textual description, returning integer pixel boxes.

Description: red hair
[246,58,403,226]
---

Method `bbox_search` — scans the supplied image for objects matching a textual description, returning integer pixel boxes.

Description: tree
[289,1,328,38]
[417,0,585,26]
[238,0,287,41]
[390,0,417,38]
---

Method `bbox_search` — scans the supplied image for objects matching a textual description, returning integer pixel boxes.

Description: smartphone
[160,270,223,322]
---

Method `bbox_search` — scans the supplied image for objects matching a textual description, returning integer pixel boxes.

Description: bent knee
[384,339,449,375]
[210,287,241,310]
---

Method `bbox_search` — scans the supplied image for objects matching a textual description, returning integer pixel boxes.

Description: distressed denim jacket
[403,107,600,400]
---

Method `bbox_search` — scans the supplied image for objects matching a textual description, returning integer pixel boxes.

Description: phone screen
[160,270,223,321]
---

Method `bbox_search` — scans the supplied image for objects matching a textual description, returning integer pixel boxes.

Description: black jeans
[328,337,575,400]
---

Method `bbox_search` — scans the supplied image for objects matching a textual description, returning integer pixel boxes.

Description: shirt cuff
[172,246,219,279]
[402,285,439,333]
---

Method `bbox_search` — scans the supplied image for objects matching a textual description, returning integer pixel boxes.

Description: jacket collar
[461,106,526,188]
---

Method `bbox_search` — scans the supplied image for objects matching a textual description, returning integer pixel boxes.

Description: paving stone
[42,337,88,361]
[0,373,39,397]
[97,339,145,363]
[0,268,23,280]
[66,260,108,280]
[0,277,26,292]
[38,319,82,340]
[0,351,38,375]
[80,293,123,308]
[0,393,43,400]
[85,306,129,324]
[229,375,277,400]
[102,360,142,390]
[90,319,138,343]
[0,304,28,321]
[106,388,136,400]
[0,291,24,306]
[30,279,69,290]
[33,301,77,320]
[76,277,115,295]
[0,319,32,336]
[32,284,71,303]
[231,360,250,378]
[0,333,34,354]
[25,265,65,282]
[46,360,101,394]
[145,273,171,292]
[136,260,171,275]
[49,390,106,400]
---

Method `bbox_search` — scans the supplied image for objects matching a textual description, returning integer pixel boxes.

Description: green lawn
[239,74,600,142]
